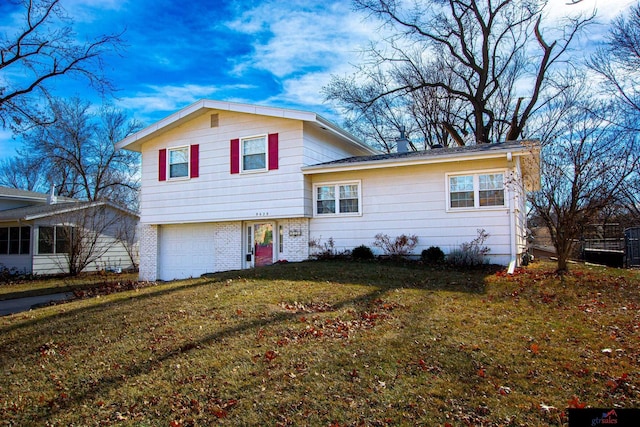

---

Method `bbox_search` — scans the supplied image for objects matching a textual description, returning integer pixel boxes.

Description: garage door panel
[159,224,215,281]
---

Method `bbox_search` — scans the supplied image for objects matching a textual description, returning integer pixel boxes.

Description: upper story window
[0,226,30,255]
[159,145,199,181]
[448,172,505,210]
[230,134,278,174]
[314,181,361,216]
[169,147,189,178]
[242,136,267,172]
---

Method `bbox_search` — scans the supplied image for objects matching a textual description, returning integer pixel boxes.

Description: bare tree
[1,97,142,208]
[529,79,639,273]
[0,0,122,128]
[590,2,640,120]
[41,202,137,275]
[0,155,47,191]
[115,214,139,271]
[587,2,640,226]
[325,0,593,147]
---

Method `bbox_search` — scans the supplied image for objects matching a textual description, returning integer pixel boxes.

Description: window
[242,136,267,171]
[448,172,505,209]
[479,173,505,206]
[0,226,30,255]
[159,145,199,181]
[449,175,475,208]
[230,134,278,174]
[169,147,189,178]
[315,182,361,216]
[38,226,74,254]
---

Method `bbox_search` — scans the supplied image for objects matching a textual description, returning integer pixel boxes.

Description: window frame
[313,181,362,217]
[446,171,507,211]
[167,145,190,180]
[0,226,31,255]
[37,225,74,255]
[240,135,268,173]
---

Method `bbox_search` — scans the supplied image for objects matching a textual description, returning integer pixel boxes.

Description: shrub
[373,233,418,258]
[351,244,374,260]
[309,237,349,260]
[421,246,445,264]
[446,229,490,267]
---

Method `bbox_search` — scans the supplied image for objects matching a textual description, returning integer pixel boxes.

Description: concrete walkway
[0,292,74,316]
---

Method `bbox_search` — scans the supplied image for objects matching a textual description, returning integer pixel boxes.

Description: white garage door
[158,224,216,281]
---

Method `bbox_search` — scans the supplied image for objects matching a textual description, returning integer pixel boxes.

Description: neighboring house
[0,186,139,275]
[115,99,540,281]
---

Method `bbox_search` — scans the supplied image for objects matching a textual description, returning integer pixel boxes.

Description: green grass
[0,260,638,426]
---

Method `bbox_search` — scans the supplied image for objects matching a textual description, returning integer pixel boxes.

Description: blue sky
[0,0,635,159]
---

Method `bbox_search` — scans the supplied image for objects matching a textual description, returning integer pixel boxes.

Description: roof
[0,200,139,223]
[0,185,76,204]
[302,140,540,174]
[115,99,377,154]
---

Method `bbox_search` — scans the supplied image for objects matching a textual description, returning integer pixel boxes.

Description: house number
[256,212,269,216]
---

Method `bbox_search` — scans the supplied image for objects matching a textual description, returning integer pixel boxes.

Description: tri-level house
[115,100,540,281]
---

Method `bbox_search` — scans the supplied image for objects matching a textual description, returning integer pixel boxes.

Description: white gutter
[302,147,532,175]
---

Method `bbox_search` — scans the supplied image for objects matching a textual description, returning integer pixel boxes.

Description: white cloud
[225,1,379,109]
[115,83,257,122]
[545,0,634,23]
[227,1,375,78]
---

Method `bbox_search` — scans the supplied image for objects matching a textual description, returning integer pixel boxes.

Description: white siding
[32,239,135,275]
[30,208,138,276]
[513,158,529,259]
[302,124,372,165]
[140,112,308,225]
[0,254,31,274]
[138,111,372,226]
[308,159,517,265]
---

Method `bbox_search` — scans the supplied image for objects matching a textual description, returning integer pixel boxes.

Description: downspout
[508,153,517,272]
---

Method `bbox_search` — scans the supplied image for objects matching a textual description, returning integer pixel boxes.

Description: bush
[421,246,445,264]
[373,233,418,258]
[446,229,490,267]
[352,245,374,260]
[308,237,349,260]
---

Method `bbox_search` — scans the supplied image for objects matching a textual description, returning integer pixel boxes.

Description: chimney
[396,126,409,153]
[47,184,57,205]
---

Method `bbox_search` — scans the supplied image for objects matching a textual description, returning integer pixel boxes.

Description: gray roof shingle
[307,140,537,168]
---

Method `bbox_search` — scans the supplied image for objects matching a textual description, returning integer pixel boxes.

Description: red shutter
[190,144,199,178]
[159,149,167,181]
[230,139,240,174]
[268,133,279,170]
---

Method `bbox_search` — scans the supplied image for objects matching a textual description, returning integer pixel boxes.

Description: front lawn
[0,260,638,426]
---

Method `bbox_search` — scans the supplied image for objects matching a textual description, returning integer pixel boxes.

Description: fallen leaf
[567,396,586,409]
[530,343,540,354]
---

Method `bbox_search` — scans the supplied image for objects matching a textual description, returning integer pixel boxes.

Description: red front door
[251,223,273,267]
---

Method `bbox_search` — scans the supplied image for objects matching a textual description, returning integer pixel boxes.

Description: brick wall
[138,224,158,281]
[213,221,243,271]
[138,219,309,281]
[280,218,309,262]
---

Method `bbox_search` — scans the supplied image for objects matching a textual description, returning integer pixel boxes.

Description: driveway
[0,292,74,316]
